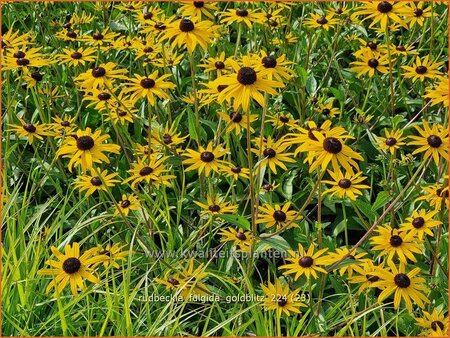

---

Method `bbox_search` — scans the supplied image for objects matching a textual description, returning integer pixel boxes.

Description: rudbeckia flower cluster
[2,1,448,337]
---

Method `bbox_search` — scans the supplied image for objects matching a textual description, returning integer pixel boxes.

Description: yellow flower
[115,194,140,216]
[400,209,442,241]
[122,157,175,188]
[73,169,120,196]
[75,62,127,91]
[194,195,237,217]
[37,243,106,296]
[216,56,284,112]
[183,142,229,176]
[304,12,340,31]
[220,8,266,28]
[94,243,129,269]
[424,76,449,107]
[122,71,175,105]
[279,243,333,280]
[350,49,390,78]
[408,122,448,165]
[218,227,254,251]
[162,17,216,54]
[218,110,257,135]
[322,169,370,200]
[56,128,120,172]
[325,248,368,278]
[376,129,406,155]
[256,202,300,229]
[8,118,50,144]
[402,55,443,82]
[371,262,429,311]
[370,225,423,264]
[352,1,408,31]
[260,279,306,316]
[251,136,296,175]
[415,308,449,337]
[56,47,97,66]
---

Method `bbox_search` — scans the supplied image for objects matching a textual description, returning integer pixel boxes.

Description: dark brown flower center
[323,137,342,154]
[431,321,444,331]
[236,9,249,17]
[143,12,153,20]
[98,92,111,101]
[262,183,273,191]
[272,210,286,222]
[338,178,352,189]
[385,137,397,146]
[298,256,314,267]
[193,1,204,8]
[237,67,257,85]
[262,56,277,68]
[335,8,343,14]
[139,166,153,176]
[66,30,77,39]
[316,16,328,25]
[389,235,403,247]
[412,217,425,229]
[279,116,289,123]
[277,296,287,307]
[415,65,428,74]
[63,22,72,29]
[93,32,104,40]
[208,204,221,212]
[90,176,103,186]
[214,61,225,69]
[168,277,179,286]
[394,273,410,288]
[427,135,442,148]
[71,51,83,59]
[367,41,378,50]
[377,1,393,13]
[413,8,423,17]
[23,123,36,133]
[61,120,71,127]
[229,112,243,123]
[368,58,379,68]
[236,232,247,240]
[92,67,106,78]
[16,58,30,66]
[155,22,166,30]
[179,18,195,32]
[143,47,154,53]
[396,45,406,52]
[366,274,379,282]
[263,148,276,158]
[322,108,331,115]
[308,127,321,141]
[200,151,215,162]
[162,133,172,144]
[231,166,241,174]
[62,257,81,274]
[140,78,156,89]
[217,84,228,92]
[121,199,131,208]
[76,135,95,150]
[13,50,26,58]
[118,110,127,117]
[31,72,43,82]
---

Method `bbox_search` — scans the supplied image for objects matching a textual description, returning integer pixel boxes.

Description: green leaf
[372,191,391,211]
[258,235,292,253]
[306,74,317,95]
[218,214,251,231]
[354,199,377,224]
[187,108,198,142]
